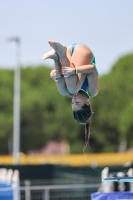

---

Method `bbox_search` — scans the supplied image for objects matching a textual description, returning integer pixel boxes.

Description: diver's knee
[58,89,68,96]
[67,87,78,94]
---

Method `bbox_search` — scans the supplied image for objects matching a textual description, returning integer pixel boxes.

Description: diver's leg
[53,60,71,96]
[42,50,57,60]
[48,40,78,94]
[43,50,69,96]
[48,40,69,65]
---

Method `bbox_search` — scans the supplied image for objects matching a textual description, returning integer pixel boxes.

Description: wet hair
[73,104,93,149]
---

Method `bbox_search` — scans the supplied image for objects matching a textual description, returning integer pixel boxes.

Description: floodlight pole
[7,37,21,165]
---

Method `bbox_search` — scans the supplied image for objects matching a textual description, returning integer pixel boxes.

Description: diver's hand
[50,69,62,82]
[62,66,76,77]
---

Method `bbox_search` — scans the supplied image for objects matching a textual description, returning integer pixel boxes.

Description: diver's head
[72,103,92,124]
[72,91,90,120]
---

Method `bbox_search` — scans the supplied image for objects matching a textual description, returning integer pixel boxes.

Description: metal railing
[20,183,100,200]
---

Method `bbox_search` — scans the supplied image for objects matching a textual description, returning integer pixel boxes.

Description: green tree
[0,66,85,154]
[1,53,133,154]
[0,70,14,153]
[90,53,133,152]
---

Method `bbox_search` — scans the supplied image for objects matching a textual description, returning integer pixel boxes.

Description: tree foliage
[0,66,84,154]
[90,53,133,152]
[0,53,133,154]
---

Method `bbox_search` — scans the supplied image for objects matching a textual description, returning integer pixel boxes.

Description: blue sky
[0,0,133,75]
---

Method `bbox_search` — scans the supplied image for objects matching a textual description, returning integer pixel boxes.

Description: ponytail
[84,120,91,149]
[73,104,93,148]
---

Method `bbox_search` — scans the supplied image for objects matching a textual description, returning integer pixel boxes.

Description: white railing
[20,183,100,200]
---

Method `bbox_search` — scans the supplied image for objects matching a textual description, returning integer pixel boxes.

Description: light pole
[7,37,21,165]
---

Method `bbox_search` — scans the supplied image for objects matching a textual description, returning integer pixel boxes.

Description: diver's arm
[61,64,96,77]
[75,64,95,74]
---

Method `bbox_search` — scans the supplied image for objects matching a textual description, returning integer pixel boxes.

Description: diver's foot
[48,40,67,58]
[42,50,58,60]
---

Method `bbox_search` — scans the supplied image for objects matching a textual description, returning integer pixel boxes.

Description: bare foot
[42,50,58,60]
[48,40,67,58]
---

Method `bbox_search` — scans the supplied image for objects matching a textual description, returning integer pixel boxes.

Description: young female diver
[42,40,99,148]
